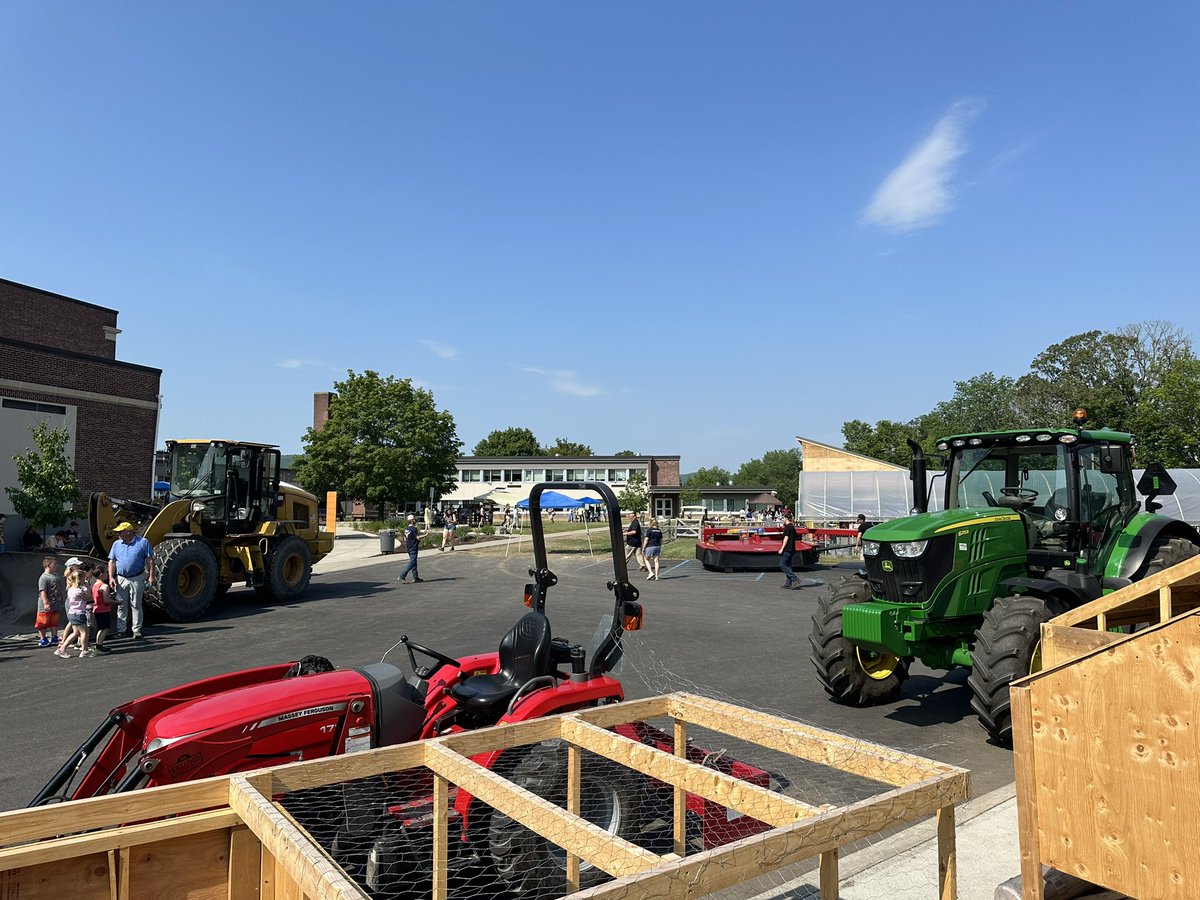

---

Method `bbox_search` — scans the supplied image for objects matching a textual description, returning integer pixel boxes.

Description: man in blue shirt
[108,522,156,639]
[397,515,427,584]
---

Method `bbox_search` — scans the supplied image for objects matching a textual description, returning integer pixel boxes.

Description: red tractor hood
[145,668,372,744]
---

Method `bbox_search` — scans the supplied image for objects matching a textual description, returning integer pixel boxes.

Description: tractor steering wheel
[401,636,460,681]
[1000,487,1039,502]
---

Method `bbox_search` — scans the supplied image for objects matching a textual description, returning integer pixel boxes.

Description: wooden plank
[560,718,821,827]
[672,719,687,858]
[120,827,233,900]
[434,716,564,759]
[228,775,369,900]
[1040,622,1122,670]
[819,848,838,899]
[433,774,448,900]
[666,694,947,787]
[0,776,234,847]
[263,742,427,794]
[261,844,276,900]
[1009,685,1044,900]
[229,825,262,900]
[567,744,582,893]
[119,846,130,900]
[422,742,661,878]
[0,809,240,869]
[568,771,969,899]
[570,696,673,728]
[1160,585,1173,623]
[1054,554,1200,627]
[937,805,956,900]
[0,852,114,899]
[108,847,118,900]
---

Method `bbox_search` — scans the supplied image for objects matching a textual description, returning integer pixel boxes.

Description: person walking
[108,522,155,639]
[624,512,645,571]
[642,518,664,580]
[440,509,457,551]
[397,514,427,583]
[778,512,799,589]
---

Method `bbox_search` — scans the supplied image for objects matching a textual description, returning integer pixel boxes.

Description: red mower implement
[33,483,782,898]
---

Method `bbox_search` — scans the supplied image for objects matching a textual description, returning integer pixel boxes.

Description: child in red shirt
[90,564,114,654]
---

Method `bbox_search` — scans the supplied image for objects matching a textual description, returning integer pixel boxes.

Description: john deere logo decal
[882,560,894,572]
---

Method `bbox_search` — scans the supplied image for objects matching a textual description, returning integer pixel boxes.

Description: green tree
[473,427,541,457]
[679,485,702,507]
[613,449,639,457]
[6,422,81,536]
[927,372,1022,436]
[294,370,461,512]
[617,471,648,516]
[687,466,732,487]
[1129,356,1200,467]
[734,448,804,509]
[841,419,924,467]
[543,437,593,457]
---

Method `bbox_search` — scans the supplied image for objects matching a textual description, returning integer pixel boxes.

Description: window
[481,469,503,482]
[460,470,482,482]
[608,468,630,482]
[2,398,67,415]
[523,469,546,482]
[654,498,674,518]
[567,468,588,481]
[503,469,523,483]
[549,469,566,481]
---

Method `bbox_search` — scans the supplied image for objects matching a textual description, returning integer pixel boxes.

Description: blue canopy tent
[516,491,584,510]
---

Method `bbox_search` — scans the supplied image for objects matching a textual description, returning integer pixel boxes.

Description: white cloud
[863,98,984,233]
[420,339,460,360]
[518,366,605,397]
[276,358,323,369]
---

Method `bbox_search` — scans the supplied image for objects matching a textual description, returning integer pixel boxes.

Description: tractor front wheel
[488,740,646,898]
[809,576,909,706]
[259,535,313,602]
[968,594,1059,745]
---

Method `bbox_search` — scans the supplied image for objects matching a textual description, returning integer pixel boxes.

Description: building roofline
[0,276,118,315]
[0,336,162,376]
[458,455,678,464]
[795,435,906,471]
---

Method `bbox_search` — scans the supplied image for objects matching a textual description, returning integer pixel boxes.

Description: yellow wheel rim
[856,647,901,681]
[177,563,205,600]
[282,553,304,587]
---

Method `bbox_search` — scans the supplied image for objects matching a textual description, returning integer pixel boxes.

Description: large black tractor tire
[1144,536,1200,578]
[258,535,313,602]
[488,740,647,898]
[968,594,1059,746]
[809,576,910,706]
[154,537,219,622]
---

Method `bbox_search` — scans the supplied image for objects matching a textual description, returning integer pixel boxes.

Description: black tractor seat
[449,611,553,717]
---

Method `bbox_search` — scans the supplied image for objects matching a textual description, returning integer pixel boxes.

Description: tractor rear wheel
[155,538,218,622]
[968,594,1059,745]
[809,576,909,706]
[488,740,646,898]
[259,535,313,602]
[1145,536,1200,578]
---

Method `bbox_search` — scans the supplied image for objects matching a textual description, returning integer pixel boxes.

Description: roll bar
[526,482,639,677]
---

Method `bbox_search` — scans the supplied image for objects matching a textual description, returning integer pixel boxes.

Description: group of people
[31,520,157,656]
[19,520,86,552]
[624,512,665,580]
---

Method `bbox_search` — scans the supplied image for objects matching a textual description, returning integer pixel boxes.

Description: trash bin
[379,529,396,554]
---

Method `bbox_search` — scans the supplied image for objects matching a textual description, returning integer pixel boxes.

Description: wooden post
[1096,611,1107,632]
[673,718,688,858]
[566,745,581,893]
[1160,585,1173,623]
[260,845,276,900]
[118,846,131,900]
[229,826,262,900]
[937,804,957,899]
[819,848,838,899]
[1010,687,1044,900]
[433,774,448,900]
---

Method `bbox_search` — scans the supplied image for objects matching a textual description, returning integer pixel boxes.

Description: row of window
[458,467,647,484]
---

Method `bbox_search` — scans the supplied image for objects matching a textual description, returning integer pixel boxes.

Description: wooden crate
[1011,555,1200,899]
[0,692,968,900]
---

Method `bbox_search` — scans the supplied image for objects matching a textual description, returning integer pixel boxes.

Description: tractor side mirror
[622,601,644,631]
[1138,463,1176,514]
[1099,448,1125,476]
[523,583,535,608]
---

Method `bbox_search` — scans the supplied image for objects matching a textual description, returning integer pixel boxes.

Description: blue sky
[3,3,1197,471]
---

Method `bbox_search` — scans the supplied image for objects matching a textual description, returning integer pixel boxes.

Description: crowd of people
[19,520,87,552]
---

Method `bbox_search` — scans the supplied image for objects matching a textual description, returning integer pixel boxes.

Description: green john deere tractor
[810,412,1200,745]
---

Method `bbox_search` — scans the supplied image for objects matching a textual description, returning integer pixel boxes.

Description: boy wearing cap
[397,514,427,583]
[108,522,155,639]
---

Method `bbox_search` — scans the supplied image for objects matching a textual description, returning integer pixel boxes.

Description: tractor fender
[997,577,1085,611]
[1107,515,1200,580]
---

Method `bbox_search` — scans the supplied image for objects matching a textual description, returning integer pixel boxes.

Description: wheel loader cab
[169,441,281,535]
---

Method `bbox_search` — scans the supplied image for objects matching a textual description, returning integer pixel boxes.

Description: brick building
[0,277,162,520]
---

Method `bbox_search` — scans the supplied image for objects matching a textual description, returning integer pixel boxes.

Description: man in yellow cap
[108,522,156,639]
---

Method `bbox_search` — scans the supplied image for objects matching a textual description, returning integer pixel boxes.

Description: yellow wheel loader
[89,440,334,621]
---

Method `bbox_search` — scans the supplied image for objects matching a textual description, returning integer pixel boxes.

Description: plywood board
[0,852,113,899]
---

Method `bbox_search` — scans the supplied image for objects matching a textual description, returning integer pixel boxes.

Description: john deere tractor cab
[90,440,333,623]
[810,411,1200,744]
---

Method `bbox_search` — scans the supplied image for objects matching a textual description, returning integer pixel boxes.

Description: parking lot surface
[0,546,1014,811]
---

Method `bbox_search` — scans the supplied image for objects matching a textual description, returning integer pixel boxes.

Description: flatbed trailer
[695,525,858,572]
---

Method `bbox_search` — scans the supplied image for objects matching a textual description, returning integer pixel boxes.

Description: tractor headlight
[191,501,206,514]
[862,540,880,557]
[891,540,929,558]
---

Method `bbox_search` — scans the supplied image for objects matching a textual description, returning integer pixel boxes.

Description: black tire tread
[154,537,218,622]
[261,534,313,602]
[967,595,1055,745]
[809,576,909,706]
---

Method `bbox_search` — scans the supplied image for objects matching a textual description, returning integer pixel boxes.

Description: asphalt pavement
[0,528,1024,898]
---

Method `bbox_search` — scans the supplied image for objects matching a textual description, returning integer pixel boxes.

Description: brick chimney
[313,392,332,430]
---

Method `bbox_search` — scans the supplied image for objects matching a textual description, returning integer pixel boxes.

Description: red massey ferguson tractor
[33,483,781,898]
